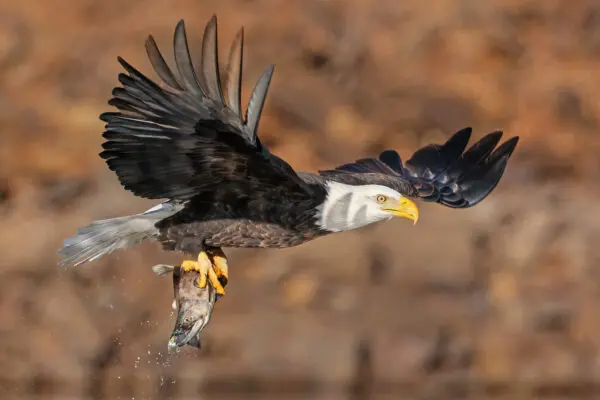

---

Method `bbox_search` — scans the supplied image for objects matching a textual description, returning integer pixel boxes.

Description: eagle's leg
[207,248,229,286]
[180,252,226,295]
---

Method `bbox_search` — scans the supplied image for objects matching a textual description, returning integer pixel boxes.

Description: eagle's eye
[376,195,388,204]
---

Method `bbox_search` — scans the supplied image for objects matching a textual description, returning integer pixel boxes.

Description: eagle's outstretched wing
[319,128,519,208]
[99,16,316,201]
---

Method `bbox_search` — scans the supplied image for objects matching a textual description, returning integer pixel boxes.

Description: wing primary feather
[440,127,472,162]
[245,64,275,143]
[117,57,170,95]
[108,98,160,119]
[173,20,206,98]
[200,15,226,105]
[115,62,191,118]
[144,36,183,90]
[116,73,196,123]
[111,88,166,116]
[115,83,172,115]
[488,136,519,161]
[445,130,503,180]
[457,154,512,205]
[226,27,244,117]
[460,131,503,166]
[378,150,403,172]
[451,136,519,206]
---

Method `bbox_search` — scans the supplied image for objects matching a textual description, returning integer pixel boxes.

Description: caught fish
[152,263,223,352]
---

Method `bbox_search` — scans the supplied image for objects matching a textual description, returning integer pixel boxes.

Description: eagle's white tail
[58,202,181,267]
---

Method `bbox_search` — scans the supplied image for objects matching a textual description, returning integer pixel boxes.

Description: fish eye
[376,195,388,204]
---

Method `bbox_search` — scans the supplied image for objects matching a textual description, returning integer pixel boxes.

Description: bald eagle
[59,16,519,296]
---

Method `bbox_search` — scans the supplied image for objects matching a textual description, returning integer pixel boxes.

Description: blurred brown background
[1,0,600,399]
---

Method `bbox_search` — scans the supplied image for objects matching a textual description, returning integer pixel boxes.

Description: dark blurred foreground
[1,0,600,399]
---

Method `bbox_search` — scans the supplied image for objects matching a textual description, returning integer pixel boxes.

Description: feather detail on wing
[99,15,315,201]
[319,127,519,208]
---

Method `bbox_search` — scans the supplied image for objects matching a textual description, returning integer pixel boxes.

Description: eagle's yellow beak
[383,197,419,224]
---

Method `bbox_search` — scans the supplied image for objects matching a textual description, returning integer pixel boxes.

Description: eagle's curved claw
[181,252,226,296]
[208,248,229,286]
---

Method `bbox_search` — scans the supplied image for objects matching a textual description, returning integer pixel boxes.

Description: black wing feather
[245,65,275,145]
[445,131,503,180]
[225,28,244,117]
[99,16,316,202]
[200,16,225,105]
[378,150,403,172]
[173,20,206,99]
[144,36,183,90]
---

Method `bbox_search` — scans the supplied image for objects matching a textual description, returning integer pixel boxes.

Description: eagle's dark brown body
[158,218,325,253]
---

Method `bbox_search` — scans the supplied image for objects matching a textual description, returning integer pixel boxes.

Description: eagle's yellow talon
[196,273,208,289]
[181,260,199,272]
[180,251,227,295]
[209,249,229,285]
[207,267,226,295]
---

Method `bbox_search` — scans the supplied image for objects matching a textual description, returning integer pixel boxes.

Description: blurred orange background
[1,0,600,399]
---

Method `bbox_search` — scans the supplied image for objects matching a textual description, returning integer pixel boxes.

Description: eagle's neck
[315,181,392,232]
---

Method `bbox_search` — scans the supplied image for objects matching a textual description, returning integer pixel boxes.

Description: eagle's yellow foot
[208,248,229,287]
[180,252,226,296]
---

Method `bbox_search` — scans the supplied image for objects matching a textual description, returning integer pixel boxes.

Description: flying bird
[59,16,519,296]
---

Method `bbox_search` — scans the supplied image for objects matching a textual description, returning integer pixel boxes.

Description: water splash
[132,342,178,369]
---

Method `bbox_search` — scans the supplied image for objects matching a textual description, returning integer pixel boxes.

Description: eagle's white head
[316,181,419,232]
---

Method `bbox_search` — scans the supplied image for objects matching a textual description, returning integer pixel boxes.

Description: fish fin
[152,264,176,276]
